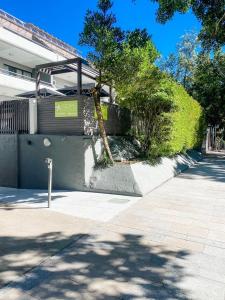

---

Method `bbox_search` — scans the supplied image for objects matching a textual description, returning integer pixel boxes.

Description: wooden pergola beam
[35,57,87,70]
[35,57,99,98]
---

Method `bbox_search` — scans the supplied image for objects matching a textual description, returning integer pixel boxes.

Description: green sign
[55,100,78,118]
[94,104,108,121]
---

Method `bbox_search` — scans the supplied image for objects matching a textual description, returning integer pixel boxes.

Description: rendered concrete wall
[130,151,202,195]
[89,163,140,195]
[84,137,102,186]
[0,134,202,196]
[19,135,86,190]
[0,135,18,187]
[0,134,98,190]
[87,150,202,196]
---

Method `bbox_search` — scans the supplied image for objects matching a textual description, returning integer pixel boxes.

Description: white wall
[0,57,32,72]
[0,72,53,98]
[0,27,97,98]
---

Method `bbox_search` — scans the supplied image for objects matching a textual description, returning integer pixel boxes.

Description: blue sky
[1,0,201,58]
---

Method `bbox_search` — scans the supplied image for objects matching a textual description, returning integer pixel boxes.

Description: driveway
[0,153,225,299]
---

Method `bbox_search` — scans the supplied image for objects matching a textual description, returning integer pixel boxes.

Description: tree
[80,1,160,162]
[144,0,225,50]
[107,29,158,89]
[192,51,225,127]
[126,28,151,49]
[79,0,124,163]
[113,33,204,159]
[159,32,199,92]
[113,38,175,158]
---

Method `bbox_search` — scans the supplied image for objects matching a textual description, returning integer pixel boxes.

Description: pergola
[35,57,99,98]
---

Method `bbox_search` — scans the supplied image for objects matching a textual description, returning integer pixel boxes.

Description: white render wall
[0,27,75,98]
[0,72,56,97]
[0,27,64,66]
[87,150,202,196]
[0,57,33,73]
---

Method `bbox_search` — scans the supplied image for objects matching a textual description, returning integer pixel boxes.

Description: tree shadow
[178,153,225,183]
[0,190,68,209]
[0,232,191,299]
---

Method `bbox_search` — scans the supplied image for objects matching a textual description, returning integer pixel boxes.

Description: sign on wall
[55,100,78,118]
[94,104,108,121]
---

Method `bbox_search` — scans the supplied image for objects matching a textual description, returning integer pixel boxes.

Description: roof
[0,9,79,58]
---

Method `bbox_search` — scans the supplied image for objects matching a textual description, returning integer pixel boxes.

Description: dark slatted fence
[0,99,29,134]
[37,96,131,135]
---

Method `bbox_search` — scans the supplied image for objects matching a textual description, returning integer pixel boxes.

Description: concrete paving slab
[1,152,225,299]
[0,207,95,287]
[0,188,140,222]
[0,288,38,300]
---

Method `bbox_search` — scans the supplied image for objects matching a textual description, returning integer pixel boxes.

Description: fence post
[29,99,37,134]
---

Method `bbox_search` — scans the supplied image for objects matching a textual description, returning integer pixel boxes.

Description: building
[0,8,131,194]
[0,9,97,100]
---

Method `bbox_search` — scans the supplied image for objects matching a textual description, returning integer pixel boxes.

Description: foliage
[94,151,114,169]
[159,33,225,129]
[80,0,205,161]
[159,32,199,92]
[79,0,124,163]
[79,0,124,73]
[113,39,204,158]
[117,67,204,159]
[148,0,225,50]
[126,28,152,49]
[116,66,174,158]
[191,51,225,127]
[79,1,157,163]
[167,80,205,155]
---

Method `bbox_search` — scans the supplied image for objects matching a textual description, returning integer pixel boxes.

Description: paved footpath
[0,153,225,299]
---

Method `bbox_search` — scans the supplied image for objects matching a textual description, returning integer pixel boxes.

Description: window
[7,65,17,74]
[4,64,32,79]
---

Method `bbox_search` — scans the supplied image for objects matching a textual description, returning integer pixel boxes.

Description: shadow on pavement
[177,154,225,183]
[0,192,66,209]
[0,232,191,299]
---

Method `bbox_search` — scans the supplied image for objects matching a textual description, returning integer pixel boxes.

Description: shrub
[117,74,205,159]
[166,80,205,156]
[114,39,205,159]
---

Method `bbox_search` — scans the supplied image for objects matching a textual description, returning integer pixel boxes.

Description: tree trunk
[92,85,114,164]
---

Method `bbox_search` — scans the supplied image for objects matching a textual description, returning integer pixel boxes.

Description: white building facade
[0,9,96,100]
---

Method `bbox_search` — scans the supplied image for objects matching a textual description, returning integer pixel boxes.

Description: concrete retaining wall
[88,150,202,196]
[19,135,86,190]
[0,134,202,195]
[0,135,18,187]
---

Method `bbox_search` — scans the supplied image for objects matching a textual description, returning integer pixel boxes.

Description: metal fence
[0,97,130,135]
[0,99,29,134]
[207,126,225,151]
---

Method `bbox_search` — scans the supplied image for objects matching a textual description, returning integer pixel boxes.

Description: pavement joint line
[0,233,86,293]
[0,153,225,299]
[109,221,225,250]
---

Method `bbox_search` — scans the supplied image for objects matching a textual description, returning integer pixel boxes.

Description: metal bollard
[45,158,53,208]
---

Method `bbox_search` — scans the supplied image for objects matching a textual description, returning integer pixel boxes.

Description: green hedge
[116,68,204,159]
[165,80,205,155]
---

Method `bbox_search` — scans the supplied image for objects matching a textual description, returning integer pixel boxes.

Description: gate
[0,99,29,134]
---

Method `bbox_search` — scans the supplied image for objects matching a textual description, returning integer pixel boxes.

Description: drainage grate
[108,198,130,204]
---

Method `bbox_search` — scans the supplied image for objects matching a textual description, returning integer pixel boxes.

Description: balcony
[0,67,51,85]
[0,67,52,98]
